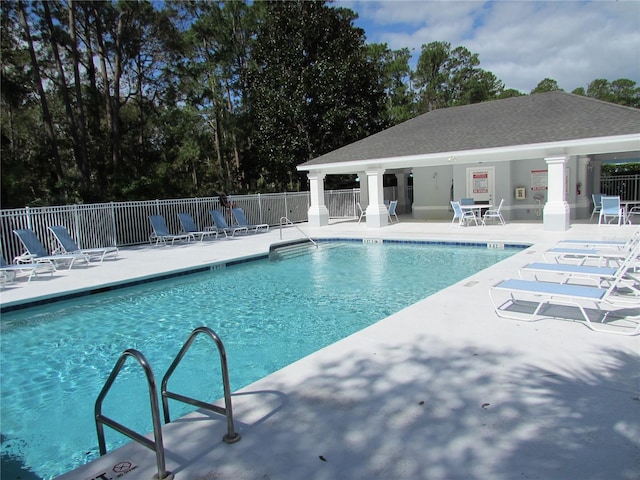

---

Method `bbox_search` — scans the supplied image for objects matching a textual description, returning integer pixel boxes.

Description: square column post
[307,172,329,227]
[365,169,388,227]
[543,155,570,231]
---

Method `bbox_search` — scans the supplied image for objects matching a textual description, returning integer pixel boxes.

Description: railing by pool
[0,190,363,263]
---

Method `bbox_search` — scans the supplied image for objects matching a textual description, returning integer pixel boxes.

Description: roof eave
[297,134,640,174]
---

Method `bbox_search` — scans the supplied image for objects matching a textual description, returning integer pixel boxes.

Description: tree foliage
[1,0,637,208]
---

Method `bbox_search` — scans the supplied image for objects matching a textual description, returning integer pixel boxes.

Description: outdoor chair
[231,208,269,233]
[48,225,118,262]
[590,193,603,220]
[149,215,195,245]
[13,228,89,270]
[599,196,624,225]
[357,202,367,224]
[450,201,478,227]
[209,210,248,237]
[460,197,475,205]
[482,199,505,225]
[490,267,640,335]
[387,200,399,223]
[177,213,219,241]
[1,255,54,283]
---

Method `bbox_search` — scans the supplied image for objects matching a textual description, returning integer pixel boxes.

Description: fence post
[25,206,32,230]
[74,204,82,248]
[111,202,118,247]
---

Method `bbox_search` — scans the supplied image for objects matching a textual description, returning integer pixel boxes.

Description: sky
[336,0,640,94]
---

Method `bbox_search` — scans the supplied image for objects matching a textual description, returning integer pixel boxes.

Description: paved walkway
[3,220,639,480]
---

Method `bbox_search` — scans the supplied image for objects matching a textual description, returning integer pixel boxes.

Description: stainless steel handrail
[279,216,317,247]
[161,326,241,444]
[95,349,173,480]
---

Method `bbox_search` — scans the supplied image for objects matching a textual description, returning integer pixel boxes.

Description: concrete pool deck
[2,219,639,479]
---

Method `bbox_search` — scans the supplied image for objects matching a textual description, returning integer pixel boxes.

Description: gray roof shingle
[299,91,640,167]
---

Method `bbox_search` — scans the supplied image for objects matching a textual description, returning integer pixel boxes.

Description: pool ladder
[94,326,241,480]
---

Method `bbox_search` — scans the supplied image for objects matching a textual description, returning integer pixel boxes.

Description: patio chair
[48,225,118,263]
[387,200,399,223]
[599,196,624,225]
[231,208,269,233]
[450,201,478,227]
[13,228,89,270]
[149,215,195,245]
[628,206,640,225]
[357,202,367,224]
[520,242,640,291]
[482,199,505,225]
[1,255,54,283]
[209,210,248,237]
[556,227,640,250]
[460,197,475,206]
[490,271,640,335]
[177,213,219,241]
[590,193,603,221]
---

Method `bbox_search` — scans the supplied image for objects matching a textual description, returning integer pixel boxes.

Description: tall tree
[366,43,415,125]
[247,0,386,191]
[413,41,502,112]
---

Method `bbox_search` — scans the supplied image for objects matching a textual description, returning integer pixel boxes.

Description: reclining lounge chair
[1,256,54,283]
[177,213,219,241]
[209,210,248,237]
[490,270,640,335]
[231,208,269,233]
[48,225,118,263]
[149,215,195,245]
[13,228,89,270]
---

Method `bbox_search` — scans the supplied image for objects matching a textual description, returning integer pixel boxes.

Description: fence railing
[0,190,365,263]
[600,174,640,201]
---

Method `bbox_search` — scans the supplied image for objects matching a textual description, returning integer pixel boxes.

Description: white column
[358,171,369,207]
[365,169,388,227]
[307,172,329,227]
[543,156,570,231]
[576,155,591,217]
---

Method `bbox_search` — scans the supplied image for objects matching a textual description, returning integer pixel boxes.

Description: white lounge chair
[209,210,248,237]
[599,196,624,225]
[590,193,603,221]
[450,201,478,227]
[231,208,269,233]
[13,228,89,270]
[1,256,54,283]
[149,215,195,245]
[357,202,367,224]
[387,200,399,223]
[490,272,640,335]
[482,199,505,225]
[543,233,639,266]
[48,225,118,262]
[520,243,640,291]
[177,213,219,241]
[556,227,639,250]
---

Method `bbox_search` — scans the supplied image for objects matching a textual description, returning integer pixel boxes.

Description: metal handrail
[95,349,173,480]
[279,216,317,247]
[161,326,241,444]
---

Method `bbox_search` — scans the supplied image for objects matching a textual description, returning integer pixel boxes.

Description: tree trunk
[17,0,66,198]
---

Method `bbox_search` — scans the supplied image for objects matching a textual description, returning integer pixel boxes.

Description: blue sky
[335,0,640,94]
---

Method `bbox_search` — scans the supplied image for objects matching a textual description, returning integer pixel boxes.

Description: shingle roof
[299,91,640,167]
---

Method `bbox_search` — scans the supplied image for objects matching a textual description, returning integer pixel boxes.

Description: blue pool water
[0,241,517,479]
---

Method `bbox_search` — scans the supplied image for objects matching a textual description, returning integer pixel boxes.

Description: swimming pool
[0,240,518,479]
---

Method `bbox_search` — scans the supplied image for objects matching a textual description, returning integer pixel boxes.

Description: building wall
[411,157,587,222]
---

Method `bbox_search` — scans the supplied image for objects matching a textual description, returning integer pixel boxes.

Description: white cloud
[340,0,640,93]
